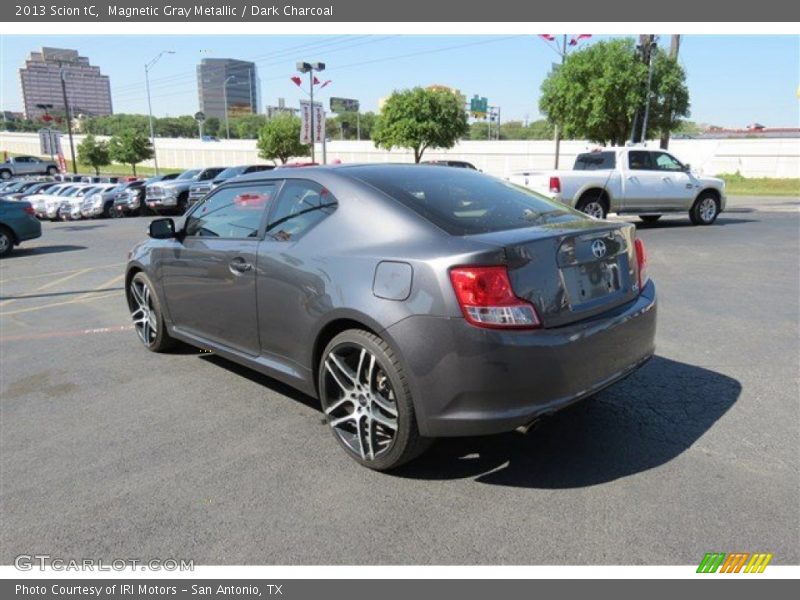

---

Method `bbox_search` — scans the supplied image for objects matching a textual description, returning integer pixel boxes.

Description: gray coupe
[126,164,657,470]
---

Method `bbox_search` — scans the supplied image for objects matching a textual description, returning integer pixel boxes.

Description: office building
[197,58,259,120]
[19,47,112,120]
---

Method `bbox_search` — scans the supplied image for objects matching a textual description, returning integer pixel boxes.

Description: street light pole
[58,66,77,174]
[553,34,567,169]
[296,61,326,163]
[145,50,175,176]
[223,75,236,139]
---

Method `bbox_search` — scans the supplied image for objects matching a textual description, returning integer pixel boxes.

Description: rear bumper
[384,280,657,437]
[13,215,42,242]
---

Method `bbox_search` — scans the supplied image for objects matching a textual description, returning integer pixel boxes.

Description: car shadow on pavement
[8,244,87,256]
[394,356,741,488]
[634,216,756,229]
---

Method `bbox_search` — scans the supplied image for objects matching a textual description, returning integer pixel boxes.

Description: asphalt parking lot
[1,195,798,565]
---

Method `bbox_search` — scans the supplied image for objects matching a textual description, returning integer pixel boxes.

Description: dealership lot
[1,195,798,565]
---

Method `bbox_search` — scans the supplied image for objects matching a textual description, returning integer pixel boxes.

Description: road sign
[38,128,62,156]
[330,97,360,113]
[299,100,325,144]
[194,111,206,122]
[470,95,488,118]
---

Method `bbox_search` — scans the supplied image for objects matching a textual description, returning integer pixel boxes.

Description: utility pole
[660,34,681,149]
[223,75,236,139]
[296,61,325,163]
[553,34,567,169]
[631,35,656,145]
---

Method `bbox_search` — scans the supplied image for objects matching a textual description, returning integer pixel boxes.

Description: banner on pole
[299,99,325,144]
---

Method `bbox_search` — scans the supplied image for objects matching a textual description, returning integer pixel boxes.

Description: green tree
[539,38,690,146]
[231,114,269,139]
[77,134,110,175]
[203,117,221,138]
[108,130,154,176]
[256,114,309,164]
[372,88,469,162]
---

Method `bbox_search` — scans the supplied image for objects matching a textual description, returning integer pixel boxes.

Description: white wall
[2,132,798,178]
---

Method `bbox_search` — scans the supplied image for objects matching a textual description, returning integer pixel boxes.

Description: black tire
[318,329,433,471]
[126,271,176,353]
[639,215,662,224]
[47,166,58,176]
[690,192,721,225]
[0,170,11,181]
[176,194,188,215]
[103,202,115,218]
[575,192,609,219]
[0,225,14,258]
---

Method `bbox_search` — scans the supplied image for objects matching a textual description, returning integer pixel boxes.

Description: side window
[185,183,277,239]
[628,151,651,170]
[15,157,30,163]
[651,152,683,172]
[267,180,337,242]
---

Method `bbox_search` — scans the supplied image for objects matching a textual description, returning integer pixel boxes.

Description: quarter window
[267,180,337,241]
[185,183,277,238]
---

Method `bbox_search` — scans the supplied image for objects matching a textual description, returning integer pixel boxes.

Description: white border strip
[1,22,799,34]
[1,565,799,579]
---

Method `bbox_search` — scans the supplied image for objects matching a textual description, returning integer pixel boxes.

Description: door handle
[229,257,253,274]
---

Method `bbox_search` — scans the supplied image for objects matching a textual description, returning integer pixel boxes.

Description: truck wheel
[576,193,608,219]
[47,167,58,176]
[0,170,11,180]
[103,202,115,218]
[176,195,188,215]
[639,215,662,224]
[690,193,720,225]
[0,226,14,258]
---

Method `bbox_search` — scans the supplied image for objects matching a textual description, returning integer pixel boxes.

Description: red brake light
[549,176,561,194]
[634,238,648,291]
[449,266,541,329]
[24,205,35,215]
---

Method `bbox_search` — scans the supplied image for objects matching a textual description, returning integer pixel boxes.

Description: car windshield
[214,166,246,181]
[348,167,578,236]
[177,169,201,180]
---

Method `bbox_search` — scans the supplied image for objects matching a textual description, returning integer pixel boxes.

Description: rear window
[348,167,577,236]
[574,152,616,170]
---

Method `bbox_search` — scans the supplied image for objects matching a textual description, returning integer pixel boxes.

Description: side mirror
[682,163,691,172]
[149,218,176,239]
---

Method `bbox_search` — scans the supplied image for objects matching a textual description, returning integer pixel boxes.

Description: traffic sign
[330,97,360,113]
[194,111,206,122]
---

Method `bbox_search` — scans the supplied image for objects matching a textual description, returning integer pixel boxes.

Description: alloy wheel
[699,197,718,223]
[582,201,605,219]
[322,343,399,461]
[129,278,158,346]
[0,231,10,255]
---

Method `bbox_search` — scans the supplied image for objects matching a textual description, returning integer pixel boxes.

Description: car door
[620,150,665,212]
[649,151,697,210]
[159,181,279,356]
[255,179,339,366]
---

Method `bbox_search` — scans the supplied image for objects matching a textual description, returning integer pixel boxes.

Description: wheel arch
[0,222,19,245]
[694,187,721,204]
[576,186,612,211]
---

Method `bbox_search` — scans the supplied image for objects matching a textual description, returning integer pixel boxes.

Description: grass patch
[718,172,800,197]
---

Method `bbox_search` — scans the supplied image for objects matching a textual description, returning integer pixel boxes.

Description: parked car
[59,185,105,220]
[508,147,727,225]
[126,164,656,470]
[0,156,60,180]
[44,184,92,220]
[27,183,71,217]
[113,181,149,216]
[188,164,275,206]
[423,160,479,170]
[146,168,225,215]
[0,199,41,257]
[77,183,119,218]
[0,179,51,199]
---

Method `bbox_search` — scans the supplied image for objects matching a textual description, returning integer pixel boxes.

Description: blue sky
[1,34,798,127]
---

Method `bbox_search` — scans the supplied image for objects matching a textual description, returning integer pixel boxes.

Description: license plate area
[562,258,622,308]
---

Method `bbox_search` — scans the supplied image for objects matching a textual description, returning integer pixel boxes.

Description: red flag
[320,79,332,88]
[312,75,320,85]
[539,34,556,41]
[290,76,302,87]
[569,34,592,46]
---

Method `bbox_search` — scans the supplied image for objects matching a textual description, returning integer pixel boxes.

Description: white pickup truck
[509,147,726,225]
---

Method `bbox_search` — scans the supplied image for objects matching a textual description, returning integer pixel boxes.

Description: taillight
[24,205,35,215]
[634,238,648,291]
[549,176,561,194]
[449,266,541,329]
